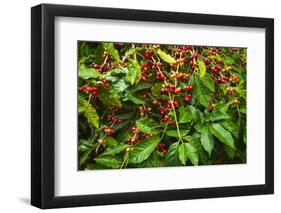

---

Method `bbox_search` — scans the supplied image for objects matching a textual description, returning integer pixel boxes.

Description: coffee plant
[78,42,246,170]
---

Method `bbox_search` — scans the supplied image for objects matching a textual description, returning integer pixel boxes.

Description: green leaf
[185,143,199,166]
[95,44,104,65]
[200,73,215,92]
[102,42,120,62]
[209,123,235,149]
[137,151,164,168]
[220,120,239,138]
[104,67,127,76]
[95,155,122,169]
[178,143,188,165]
[151,83,163,96]
[194,76,210,107]
[104,137,118,146]
[187,133,210,165]
[165,142,182,166]
[80,99,99,128]
[239,106,246,114]
[198,58,206,78]
[98,87,122,108]
[136,118,159,134]
[179,106,193,123]
[186,105,199,122]
[206,111,230,122]
[156,49,176,64]
[223,55,235,65]
[217,101,229,113]
[113,79,129,92]
[86,163,109,170]
[125,47,143,57]
[200,127,214,156]
[126,59,141,84]
[131,82,151,92]
[115,112,135,120]
[129,137,160,164]
[80,149,93,165]
[79,66,102,79]
[224,145,235,159]
[166,129,190,137]
[102,143,129,156]
[125,92,145,104]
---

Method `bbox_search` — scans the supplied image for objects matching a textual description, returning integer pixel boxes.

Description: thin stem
[160,123,168,141]
[151,56,182,139]
[120,152,129,169]
[168,92,181,139]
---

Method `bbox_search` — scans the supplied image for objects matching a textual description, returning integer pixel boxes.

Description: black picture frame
[31,3,274,209]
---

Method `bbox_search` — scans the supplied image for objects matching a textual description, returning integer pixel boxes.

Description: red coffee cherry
[173,101,179,108]
[163,115,169,122]
[185,85,193,91]
[174,87,182,94]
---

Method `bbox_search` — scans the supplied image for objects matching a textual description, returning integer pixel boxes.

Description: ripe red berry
[93,64,100,69]
[163,115,169,122]
[167,101,172,108]
[185,85,193,91]
[173,101,179,108]
[108,129,115,136]
[185,95,191,102]
[174,87,182,94]
[161,88,168,93]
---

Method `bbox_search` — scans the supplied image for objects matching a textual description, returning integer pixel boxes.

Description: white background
[55,17,265,196]
[0,0,279,212]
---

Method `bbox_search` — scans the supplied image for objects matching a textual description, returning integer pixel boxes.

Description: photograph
[30,3,274,209]
[78,42,247,170]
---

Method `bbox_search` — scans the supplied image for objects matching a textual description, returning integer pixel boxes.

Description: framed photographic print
[31,3,274,209]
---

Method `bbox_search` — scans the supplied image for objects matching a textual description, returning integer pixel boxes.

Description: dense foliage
[78,41,246,170]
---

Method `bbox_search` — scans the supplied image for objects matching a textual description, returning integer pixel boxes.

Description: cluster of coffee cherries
[144,51,155,59]
[170,71,190,79]
[167,100,179,108]
[156,70,165,80]
[206,48,222,56]
[230,73,239,84]
[127,127,154,144]
[140,62,164,81]
[107,114,123,124]
[106,108,124,124]
[172,58,187,67]
[139,105,152,117]
[211,64,222,74]
[140,61,166,81]
[79,85,99,97]
[161,83,180,94]
[184,85,193,102]
[216,76,230,84]
[93,63,111,74]
[173,45,193,56]
[157,142,167,155]
[226,87,234,95]
[103,125,115,136]
[100,78,110,87]
[127,127,142,144]
[189,52,199,66]
[203,58,211,65]
[156,105,174,126]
